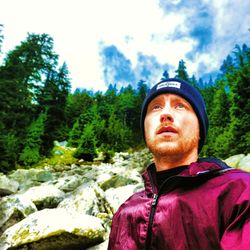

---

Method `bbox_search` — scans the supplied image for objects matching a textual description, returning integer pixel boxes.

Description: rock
[224,154,245,168]
[112,152,131,162]
[0,208,106,250]
[58,181,114,232]
[0,174,19,196]
[0,195,37,236]
[105,184,143,212]
[8,169,54,191]
[54,175,83,192]
[238,154,250,172]
[96,164,143,191]
[20,184,65,209]
[3,149,248,249]
[58,181,113,217]
[97,172,137,191]
[86,240,109,250]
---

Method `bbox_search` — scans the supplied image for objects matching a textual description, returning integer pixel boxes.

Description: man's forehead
[150,93,190,104]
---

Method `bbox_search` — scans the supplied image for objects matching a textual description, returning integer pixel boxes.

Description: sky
[0,0,250,92]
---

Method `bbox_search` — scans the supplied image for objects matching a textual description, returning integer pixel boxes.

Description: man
[108,78,250,250]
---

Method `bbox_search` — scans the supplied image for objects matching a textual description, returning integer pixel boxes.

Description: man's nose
[160,112,174,123]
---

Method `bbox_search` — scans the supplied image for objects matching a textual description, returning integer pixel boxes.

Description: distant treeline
[0,29,249,173]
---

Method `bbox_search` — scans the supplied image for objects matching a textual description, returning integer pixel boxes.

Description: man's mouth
[157,126,178,134]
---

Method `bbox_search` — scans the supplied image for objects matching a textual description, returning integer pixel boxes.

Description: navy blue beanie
[141,78,209,153]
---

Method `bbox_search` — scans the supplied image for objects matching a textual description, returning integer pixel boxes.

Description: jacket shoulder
[195,157,250,186]
[198,157,230,169]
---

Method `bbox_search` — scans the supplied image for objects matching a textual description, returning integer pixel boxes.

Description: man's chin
[148,141,181,156]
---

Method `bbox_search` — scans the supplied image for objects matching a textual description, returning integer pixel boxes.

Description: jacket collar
[142,157,231,195]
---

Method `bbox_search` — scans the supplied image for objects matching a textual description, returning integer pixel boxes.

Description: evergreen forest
[0,27,249,173]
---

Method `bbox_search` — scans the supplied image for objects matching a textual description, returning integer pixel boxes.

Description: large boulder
[19,184,65,209]
[238,154,250,172]
[112,149,152,173]
[58,181,113,217]
[87,240,109,250]
[224,154,245,168]
[0,174,19,196]
[97,169,141,191]
[105,184,143,212]
[0,208,106,250]
[58,181,114,232]
[8,169,54,191]
[0,194,37,236]
[53,174,83,192]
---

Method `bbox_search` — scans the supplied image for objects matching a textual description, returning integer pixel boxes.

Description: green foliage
[19,147,41,167]
[0,33,71,172]
[200,85,216,115]
[19,113,46,166]
[28,144,78,169]
[38,63,71,155]
[227,63,250,154]
[207,80,230,156]
[105,111,133,152]
[74,123,97,161]
[40,145,77,167]
[65,89,93,128]
[67,118,82,148]
[202,44,250,157]
[0,132,19,173]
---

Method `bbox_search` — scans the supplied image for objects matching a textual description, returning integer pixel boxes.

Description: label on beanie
[157,81,181,90]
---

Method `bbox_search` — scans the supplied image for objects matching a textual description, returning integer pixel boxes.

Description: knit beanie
[141,78,209,153]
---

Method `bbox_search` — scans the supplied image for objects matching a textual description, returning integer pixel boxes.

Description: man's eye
[152,105,162,110]
[176,103,185,109]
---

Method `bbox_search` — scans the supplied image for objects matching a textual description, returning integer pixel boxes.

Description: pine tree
[68,105,96,147]
[161,70,169,81]
[70,104,105,160]
[19,112,46,166]
[105,111,132,152]
[38,63,71,155]
[220,55,234,75]
[117,84,136,128]
[175,60,189,82]
[65,89,93,128]
[0,132,19,173]
[0,33,59,170]
[74,123,97,161]
[204,80,231,157]
[227,63,250,154]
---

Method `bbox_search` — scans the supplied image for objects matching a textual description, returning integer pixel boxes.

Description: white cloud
[192,0,250,77]
[0,0,249,91]
[1,0,189,90]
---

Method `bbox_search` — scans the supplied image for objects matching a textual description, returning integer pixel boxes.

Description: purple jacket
[108,159,250,250]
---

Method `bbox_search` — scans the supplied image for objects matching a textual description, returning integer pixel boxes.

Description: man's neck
[153,151,198,172]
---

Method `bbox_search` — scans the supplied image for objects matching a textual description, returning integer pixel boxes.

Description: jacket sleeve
[220,181,250,250]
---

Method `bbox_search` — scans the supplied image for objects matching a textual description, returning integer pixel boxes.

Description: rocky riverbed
[0,149,249,250]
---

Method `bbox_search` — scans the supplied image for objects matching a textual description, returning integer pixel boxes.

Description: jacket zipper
[145,193,158,250]
[144,174,192,250]
[145,171,159,250]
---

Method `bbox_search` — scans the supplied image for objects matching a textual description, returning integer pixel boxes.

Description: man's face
[144,93,200,158]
